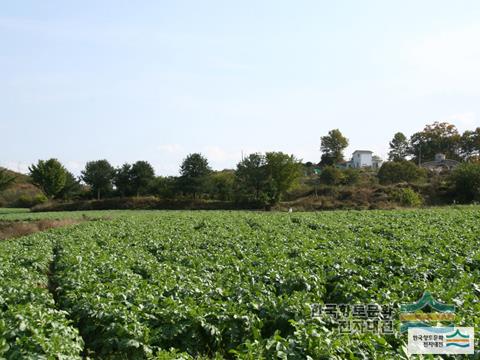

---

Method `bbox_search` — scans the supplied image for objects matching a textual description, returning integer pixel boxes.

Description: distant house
[420,153,459,172]
[346,150,383,169]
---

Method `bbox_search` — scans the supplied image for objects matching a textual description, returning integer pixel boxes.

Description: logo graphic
[400,292,455,333]
[446,329,471,348]
[408,327,474,354]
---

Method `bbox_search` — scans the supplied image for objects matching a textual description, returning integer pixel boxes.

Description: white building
[348,150,383,169]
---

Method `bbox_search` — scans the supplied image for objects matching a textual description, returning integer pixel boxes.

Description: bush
[450,163,480,202]
[319,166,343,185]
[391,187,423,207]
[341,168,360,185]
[378,161,426,185]
[13,194,48,208]
[31,197,265,212]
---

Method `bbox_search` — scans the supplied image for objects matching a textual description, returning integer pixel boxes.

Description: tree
[81,160,115,200]
[29,159,68,199]
[319,166,343,185]
[450,163,480,202]
[320,129,349,166]
[388,132,409,161]
[208,170,235,201]
[409,122,461,163]
[114,164,134,197]
[391,188,423,207]
[0,168,15,192]
[130,161,155,197]
[235,153,267,201]
[341,168,360,185]
[377,161,426,185]
[178,153,211,199]
[460,128,480,161]
[235,152,302,204]
[57,171,82,200]
[150,176,179,199]
[264,152,302,203]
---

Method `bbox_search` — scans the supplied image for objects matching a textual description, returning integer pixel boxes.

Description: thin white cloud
[202,146,239,163]
[157,144,183,153]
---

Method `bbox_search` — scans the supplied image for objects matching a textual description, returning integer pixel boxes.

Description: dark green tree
[460,128,480,160]
[149,176,179,199]
[320,129,349,166]
[81,160,115,200]
[409,122,462,163]
[388,132,409,161]
[264,152,302,203]
[450,163,480,202]
[0,168,16,192]
[29,159,68,199]
[377,161,426,185]
[341,168,360,185]
[208,170,235,201]
[114,163,134,197]
[131,161,155,197]
[57,171,82,200]
[319,166,343,185]
[179,153,211,199]
[235,153,267,201]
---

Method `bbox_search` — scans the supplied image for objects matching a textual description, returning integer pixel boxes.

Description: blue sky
[1,1,480,175]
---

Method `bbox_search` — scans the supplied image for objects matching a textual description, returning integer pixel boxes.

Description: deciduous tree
[377,161,426,185]
[179,153,211,199]
[450,163,480,202]
[264,152,302,203]
[29,159,68,199]
[235,153,267,202]
[81,160,115,200]
[114,163,134,197]
[460,128,480,161]
[131,161,155,197]
[409,122,461,163]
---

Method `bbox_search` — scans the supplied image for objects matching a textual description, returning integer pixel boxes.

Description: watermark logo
[408,327,474,354]
[311,303,394,335]
[399,291,455,333]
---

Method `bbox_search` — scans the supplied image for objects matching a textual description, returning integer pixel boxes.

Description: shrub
[450,163,480,202]
[13,194,48,208]
[378,161,426,185]
[319,166,343,185]
[391,187,423,207]
[341,168,360,185]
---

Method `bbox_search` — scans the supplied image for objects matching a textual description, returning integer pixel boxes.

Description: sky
[1,1,480,175]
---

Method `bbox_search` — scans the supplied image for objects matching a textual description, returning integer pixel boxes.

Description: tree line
[316,121,480,203]
[2,120,480,208]
[318,121,480,166]
[388,122,480,162]
[25,152,303,206]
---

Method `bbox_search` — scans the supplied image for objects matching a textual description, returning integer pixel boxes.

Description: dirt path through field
[0,219,83,240]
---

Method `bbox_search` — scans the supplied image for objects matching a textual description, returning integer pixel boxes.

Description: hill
[0,167,44,207]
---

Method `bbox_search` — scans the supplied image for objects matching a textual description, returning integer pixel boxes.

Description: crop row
[0,230,83,359]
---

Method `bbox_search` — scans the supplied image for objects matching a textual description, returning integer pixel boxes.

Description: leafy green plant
[391,187,423,207]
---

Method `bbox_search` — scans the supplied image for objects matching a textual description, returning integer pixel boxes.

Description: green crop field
[1,208,480,359]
